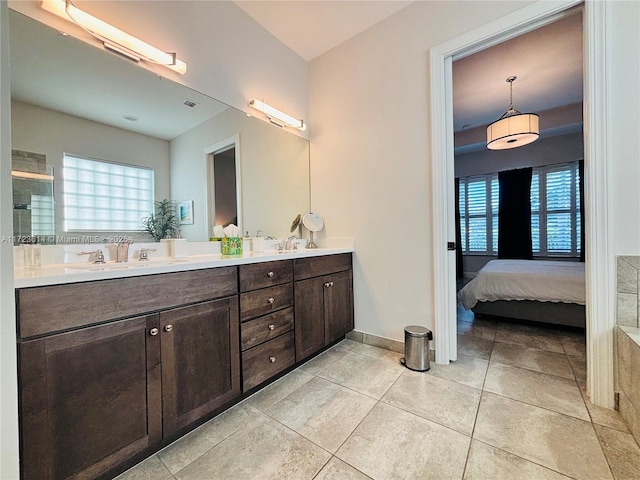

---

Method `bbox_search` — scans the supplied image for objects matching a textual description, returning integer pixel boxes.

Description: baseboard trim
[346,330,435,361]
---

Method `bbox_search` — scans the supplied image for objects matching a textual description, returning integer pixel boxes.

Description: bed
[457,259,586,328]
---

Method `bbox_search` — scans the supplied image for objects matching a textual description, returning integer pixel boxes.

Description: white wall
[309,1,535,342]
[309,0,639,343]
[607,0,640,257]
[170,108,309,241]
[11,100,170,241]
[455,131,583,177]
[8,0,309,139]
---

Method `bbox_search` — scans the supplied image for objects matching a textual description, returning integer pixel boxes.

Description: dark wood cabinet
[294,254,354,361]
[16,254,352,479]
[238,262,296,392]
[325,269,354,344]
[19,315,162,480]
[160,297,240,436]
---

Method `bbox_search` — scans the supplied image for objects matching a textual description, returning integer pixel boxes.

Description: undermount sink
[64,258,191,271]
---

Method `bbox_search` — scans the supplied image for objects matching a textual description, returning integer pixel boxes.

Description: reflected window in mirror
[62,154,154,232]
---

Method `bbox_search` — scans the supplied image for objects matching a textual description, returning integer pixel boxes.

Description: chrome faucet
[78,249,106,264]
[285,235,297,251]
[138,247,156,261]
[115,240,132,263]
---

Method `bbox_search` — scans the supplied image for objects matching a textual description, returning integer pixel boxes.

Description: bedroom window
[531,161,581,257]
[62,154,154,232]
[459,161,581,257]
[459,174,499,255]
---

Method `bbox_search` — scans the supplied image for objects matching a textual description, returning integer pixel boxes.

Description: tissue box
[221,237,243,256]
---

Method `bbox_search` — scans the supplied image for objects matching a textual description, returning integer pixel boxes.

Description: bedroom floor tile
[490,341,575,379]
[457,319,497,341]
[457,334,494,360]
[494,328,565,353]
[560,335,587,357]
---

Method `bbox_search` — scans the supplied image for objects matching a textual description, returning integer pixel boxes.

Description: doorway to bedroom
[451,7,586,377]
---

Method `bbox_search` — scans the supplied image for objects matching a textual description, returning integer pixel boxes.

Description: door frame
[430,0,614,407]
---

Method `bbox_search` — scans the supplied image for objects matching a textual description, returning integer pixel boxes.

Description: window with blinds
[62,154,154,232]
[531,162,581,256]
[459,174,499,255]
[459,161,580,257]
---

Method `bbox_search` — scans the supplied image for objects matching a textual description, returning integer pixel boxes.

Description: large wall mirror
[9,9,310,244]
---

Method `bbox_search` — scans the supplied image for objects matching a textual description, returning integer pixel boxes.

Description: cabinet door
[325,270,354,344]
[160,297,240,436]
[294,277,326,361]
[19,316,161,480]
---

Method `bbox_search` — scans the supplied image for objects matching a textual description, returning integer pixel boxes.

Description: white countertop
[14,246,354,289]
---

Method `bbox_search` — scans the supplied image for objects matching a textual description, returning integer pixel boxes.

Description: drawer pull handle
[165,324,173,332]
[268,324,275,331]
[267,271,275,278]
[149,328,159,336]
[268,297,275,304]
[269,356,276,363]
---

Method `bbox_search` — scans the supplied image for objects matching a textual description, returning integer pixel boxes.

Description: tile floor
[118,309,640,480]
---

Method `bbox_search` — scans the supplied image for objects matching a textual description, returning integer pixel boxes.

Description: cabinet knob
[330,281,334,287]
[269,356,276,363]
[149,328,159,336]
[268,324,275,331]
[164,324,173,332]
[267,271,274,278]
[325,282,334,288]
[268,297,275,304]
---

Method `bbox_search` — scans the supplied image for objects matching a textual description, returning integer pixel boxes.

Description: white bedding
[458,259,586,310]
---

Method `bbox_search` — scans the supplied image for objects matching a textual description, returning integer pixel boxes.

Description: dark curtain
[455,178,463,279]
[498,167,533,259]
[579,160,585,262]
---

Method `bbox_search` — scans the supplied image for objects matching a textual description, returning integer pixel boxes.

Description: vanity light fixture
[486,76,539,150]
[41,0,187,74]
[248,99,306,131]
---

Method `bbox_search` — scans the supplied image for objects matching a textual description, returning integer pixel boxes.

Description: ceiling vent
[183,99,199,108]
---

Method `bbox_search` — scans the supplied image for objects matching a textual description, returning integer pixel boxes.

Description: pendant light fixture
[486,76,539,150]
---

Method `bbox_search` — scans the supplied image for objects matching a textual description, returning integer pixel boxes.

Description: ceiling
[452,10,583,133]
[234,0,413,61]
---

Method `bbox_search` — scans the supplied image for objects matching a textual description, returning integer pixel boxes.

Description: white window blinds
[62,154,154,231]
[460,161,580,257]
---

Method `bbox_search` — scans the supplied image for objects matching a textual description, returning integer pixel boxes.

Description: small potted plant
[140,199,179,242]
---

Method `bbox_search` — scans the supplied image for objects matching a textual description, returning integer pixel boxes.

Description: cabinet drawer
[239,283,293,322]
[241,308,294,351]
[242,332,295,391]
[239,260,293,292]
[294,253,352,281]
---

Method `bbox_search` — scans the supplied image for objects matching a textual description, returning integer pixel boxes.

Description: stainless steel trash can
[400,325,432,371]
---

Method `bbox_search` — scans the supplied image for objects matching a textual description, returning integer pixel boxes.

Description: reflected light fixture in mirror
[486,76,539,150]
[249,99,306,130]
[41,0,187,74]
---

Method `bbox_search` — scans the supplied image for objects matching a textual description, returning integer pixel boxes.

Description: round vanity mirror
[302,213,324,248]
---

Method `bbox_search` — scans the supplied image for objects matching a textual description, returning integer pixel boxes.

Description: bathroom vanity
[15,249,353,479]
